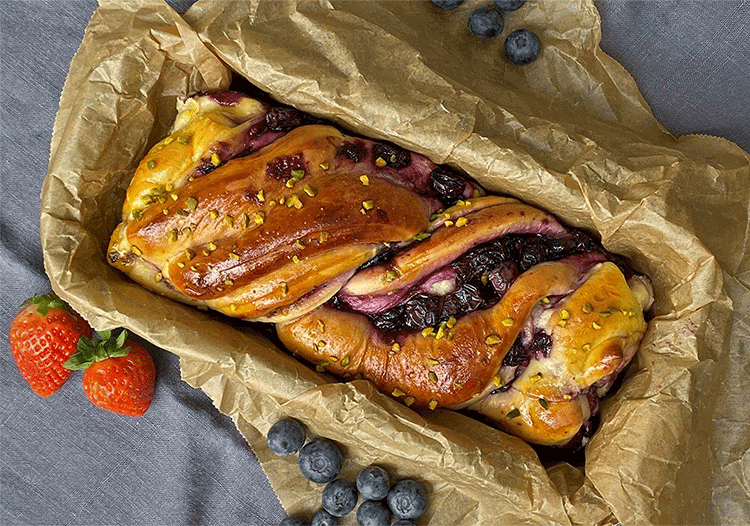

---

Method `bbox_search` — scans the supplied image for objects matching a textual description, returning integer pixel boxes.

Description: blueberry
[467,7,504,40]
[504,29,542,65]
[493,0,526,11]
[267,418,306,456]
[387,480,427,521]
[403,294,440,330]
[430,0,465,10]
[355,500,392,526]
[311,509,339,526]
[322,479,359,517]
[298,439,343,483]
[280,517,307,526]
[429,167,466,205]
[356,466,391,501]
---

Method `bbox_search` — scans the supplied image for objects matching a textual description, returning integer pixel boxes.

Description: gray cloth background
[1,1,748,525]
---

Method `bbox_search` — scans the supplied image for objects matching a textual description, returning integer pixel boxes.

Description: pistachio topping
[582,343,591,352]
[292,255,301,264]
[541,297,550,304]
[362,200,375,210]
[294,239,305,250]
[506,408,521,419]
[256,190,265,202]
[229,303,238,312]
[131,245,143,256]
[164,136,175,145]
[281,282,289,294]
[132,210,142,220]
[290,169,305,179]
[147,160,156,170]
[154,272,163,282]
[428,400,438,411]
[224,215,234,227]
[319,161,329,170]
[285,178,296,188]
[427,358,440,366]
[563,394,572,400]
[303,184,317,197]
[485,334,501,345]
[385,269,399,282]
[444,220,455,227]
[359,175,370,186]
[224,279,234,286]
[340,356,350,367]
[592,321,602,330]
[207,242,217,251]
[455,217,468,227]
[177,135,191,145]
[186,197,198,211]
[170,193,179,201]
[375,157,387,167]
[209,210,219,220]
[286,195,303,209]
[404,396,415,407]
[413,232,430,241]
[538,398,549,410]
[211,153,220,166]
[254,212,265,225]
[317,320,325,332]
[391,342,401,352]
[241,213,250,228]
[560,309,571,320]
[392,388,406,398]
[421,327,435,338]
[600,310,612,318]
[185,249,195,260]
[582,302,593,314]
[529,372,542,384]
[229,252,240,260]
[501,317,514,327]
[446,317,457,328]
[168,229,178,242]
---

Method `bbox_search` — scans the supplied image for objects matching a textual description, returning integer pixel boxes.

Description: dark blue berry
[387,480,427,521]
[280,517,307,526]
[467,7,504,39]
[267,418,306,456]
[322,479,358,517]
[430,0,465,10]
[355,500,392,526]
[298,439,343,483]
[356,466,391,501]
[311,509,339,526]
[493,0,526,11]
[504,29,542,65]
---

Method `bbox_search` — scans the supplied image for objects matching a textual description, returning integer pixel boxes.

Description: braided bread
[108,91,653,447]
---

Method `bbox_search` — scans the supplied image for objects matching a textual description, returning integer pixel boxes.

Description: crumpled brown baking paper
[40,0,750,524]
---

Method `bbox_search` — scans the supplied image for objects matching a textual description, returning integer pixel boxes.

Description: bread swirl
[109,91,653,446]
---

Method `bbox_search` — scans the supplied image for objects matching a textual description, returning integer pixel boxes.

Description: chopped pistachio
[281,282,289,295]
[600,310,612,318]
[279,196,285,205]
[359,175,370,186]
[286,195,303,209]
[319,231,330,242]
[375,157,387,167]
[362,200,375,210]
[154,272,163,282]
[481,274,489,285]
[224,279,234,286]
[131,245,143,256]
[256,190,265,202]
[421,327,435,338]
[209,209,219,220]
[563,394,572,400]
[539,398,549,410]
[385,269,399,282]
[177,135,191,145]
[229,252,240,260]
[162,208,169,215]
[254,212,265,225]
[413,232,430,241]
[177,261,185,268]
[319,161,329,170]
[229,303,238,312]
[207,242,217,251]
[560,309,571,320]
[176,209,189,217]
[181,226,192,234]
[224,215,234,227]
[541,296,550,304]
[485,334,501,345]
[592,321,602,330]
[164,137,175,145]
[317,320,325,332]
[290,169,305,179]
[529,372,542,384]
[292,255,300,264]
[147,160,156,170]
[391,342,401,352]
[340,356,350,367]
[428,400,438,411]
[446,317,457,328]
[404,396,415,407]
[501,317,514,327]
[582,343,591,352]
[392,388,406,398]
[132,210,142,221]
[455,217,468,227]
[428,371,438,383]
[211,153,220,166]
[328,355,338,362]
[558,320,567,328]
[185,249,195,260]
[444,220,454,227]
[285,178,296,188]
[158,197,167,205]
[582,302,593,314]
[168,229,178,242]
[427,358,440,366]
[506,408,521,419]
[435,325,446,340]
[186,197,198,211]
[455,381,463,389]
[493,376,501,387]
[295,239,306,250]
[303,184,317,197]
[241,213,250,228]
[170,193,179,201]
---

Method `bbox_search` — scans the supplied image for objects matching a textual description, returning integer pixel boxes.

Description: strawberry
[9,292,93,397]
[65,330,156,417]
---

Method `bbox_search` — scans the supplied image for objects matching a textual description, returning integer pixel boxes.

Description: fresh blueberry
[267,418,306,456]
[311,509,339,526]
[430,0,466,10]
[322,479,359,517]
[280,517,308,526]
[355,500,392,526]
[493,0,526,11]
[298,438,343,483]
[387,480,427,521]
[504,29,542,65]
[356,466,391,501]
[467,7,504,39]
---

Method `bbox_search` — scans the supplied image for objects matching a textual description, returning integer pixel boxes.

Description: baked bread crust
[109,91,653,447]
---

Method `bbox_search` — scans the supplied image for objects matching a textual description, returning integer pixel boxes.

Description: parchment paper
[40,0,750,524]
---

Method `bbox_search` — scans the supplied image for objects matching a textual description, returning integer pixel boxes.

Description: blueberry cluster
[268,418,428,525]
[429,0,542,65]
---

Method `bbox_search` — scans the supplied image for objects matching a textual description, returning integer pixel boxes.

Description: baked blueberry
[356,466,391,501]
[311,509,339,526]
[280,517,307,526]
[467,7,504,40]
[387,479,427,521]
[267,418,306,456]
[504,29,542,65]
[429,167,466,205]
[322,479,358,517]
[355,500,392,526]
[430,0,465,10]
[298,439,343,483]
[493,0,526,11]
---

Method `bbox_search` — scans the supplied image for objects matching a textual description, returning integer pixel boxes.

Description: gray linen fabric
[1,1,748,525]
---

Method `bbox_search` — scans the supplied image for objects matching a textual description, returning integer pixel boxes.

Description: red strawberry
[65,330,156,417]
[9,293,93,397]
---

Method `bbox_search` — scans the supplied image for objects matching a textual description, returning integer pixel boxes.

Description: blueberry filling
[266,153,307,180]
[429,167,467,205]
[372,143,411,169]
[336,141,367,162]
[354,231,616,334]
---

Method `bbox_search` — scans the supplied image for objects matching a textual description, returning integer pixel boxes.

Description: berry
[356,466,391,501]
[430,0,465,10]
[322,479,358,517]
[280,517,307,526]
[493,0,526,11]
[387,480,427,521]
[65,330,155,417]
[268,418,306,456]
[9,293,93,397]
[298,439,343,483]
[504,29,542,65]
[467,7,504,39]
[355,500,391,526]
[311,509,338,526]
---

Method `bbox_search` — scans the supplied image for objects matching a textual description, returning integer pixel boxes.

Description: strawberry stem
[22,292,72,316]
[64,329,132,371]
